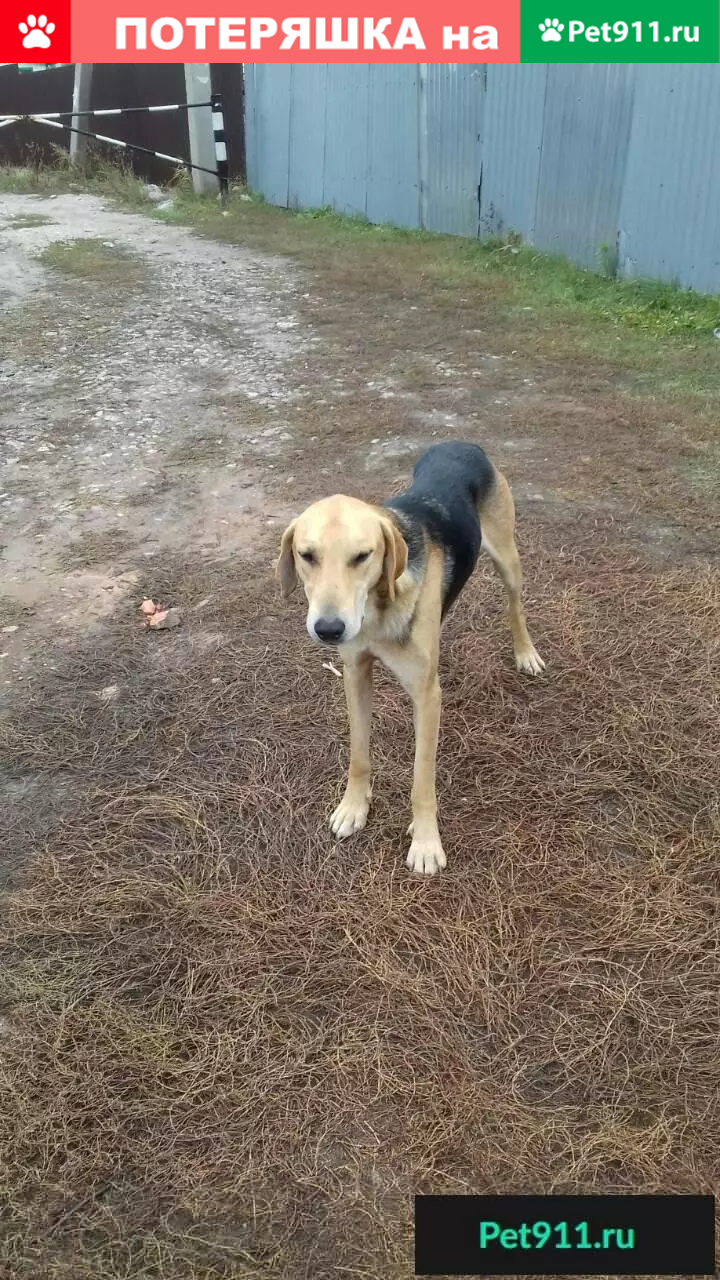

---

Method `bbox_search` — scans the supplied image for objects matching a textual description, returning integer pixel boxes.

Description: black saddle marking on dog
[385,442,495,618]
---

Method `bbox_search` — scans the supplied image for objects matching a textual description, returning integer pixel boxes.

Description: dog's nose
[314,616,346,643]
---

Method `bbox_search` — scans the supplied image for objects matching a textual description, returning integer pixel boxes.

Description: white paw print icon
[19,13,56,49]
[539,17,564,40]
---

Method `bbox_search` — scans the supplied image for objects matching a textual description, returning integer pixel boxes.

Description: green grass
[479,240,720,336]
[3,157,720,412]
[150,192,720,415]
[3,157,718,340]
[157,191,720,340]
[2,212,55,229]
[39,237,147,284]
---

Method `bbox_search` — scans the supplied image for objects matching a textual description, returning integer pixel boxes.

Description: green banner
[521,0,718,60]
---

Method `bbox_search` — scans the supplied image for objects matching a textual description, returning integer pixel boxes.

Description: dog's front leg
[406,674,446,876]
[330,652,374,839]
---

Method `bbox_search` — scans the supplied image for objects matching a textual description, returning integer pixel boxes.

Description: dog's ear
[379,517,408,601]
[276,520,298,597]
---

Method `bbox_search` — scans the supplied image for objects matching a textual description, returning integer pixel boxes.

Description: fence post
[184,63,220,195]
[70,63,93,165]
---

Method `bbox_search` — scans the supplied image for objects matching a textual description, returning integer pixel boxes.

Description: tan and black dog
[277,442,544,875]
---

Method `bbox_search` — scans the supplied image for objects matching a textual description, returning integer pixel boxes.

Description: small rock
[144,184,164,202]
[713,327,720,339]
[1,625,18,634]
[156,200,174,213]
[148,607,182,630]
[140,599,157,616]
[96,685,119,702]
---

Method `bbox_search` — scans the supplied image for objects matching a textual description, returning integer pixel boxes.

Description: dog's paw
[330,793,370,839]
[406,825,447,876]
[515,645,545,676]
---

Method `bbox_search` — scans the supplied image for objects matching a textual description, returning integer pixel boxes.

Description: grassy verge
[157,194,720,333]
[1,156,718,486]
[156,190,720,412]
[3,156,720,340]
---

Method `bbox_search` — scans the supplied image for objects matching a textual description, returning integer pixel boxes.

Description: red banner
[0,0,520,64]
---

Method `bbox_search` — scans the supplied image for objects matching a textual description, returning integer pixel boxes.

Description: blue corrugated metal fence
[244,62,720,294]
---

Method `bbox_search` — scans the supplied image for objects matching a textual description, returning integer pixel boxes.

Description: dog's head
[276,495,407,645]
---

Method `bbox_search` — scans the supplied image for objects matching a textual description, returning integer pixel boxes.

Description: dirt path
[1,192,306,677]
[3,189,714,691]
[0,191,577,699]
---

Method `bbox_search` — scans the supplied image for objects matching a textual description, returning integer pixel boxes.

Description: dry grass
[56,529,140,572]
[1,525,718,1278]
[1,171,719,1276]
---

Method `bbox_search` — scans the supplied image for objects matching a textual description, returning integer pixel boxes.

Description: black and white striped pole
[212,93,229,206]
[6,101,230,192]
[21,113,223,185]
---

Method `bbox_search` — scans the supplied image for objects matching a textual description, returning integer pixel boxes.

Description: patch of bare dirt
[0,192,304,682]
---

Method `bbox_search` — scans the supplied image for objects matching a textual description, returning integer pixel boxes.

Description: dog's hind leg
[480,470,545,676]
[330,651,374,838]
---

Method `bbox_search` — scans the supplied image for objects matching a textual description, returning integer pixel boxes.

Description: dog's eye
[298,550,316,565]
[351,551,372,566]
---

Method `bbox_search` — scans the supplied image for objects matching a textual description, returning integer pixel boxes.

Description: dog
[276,441,544,875]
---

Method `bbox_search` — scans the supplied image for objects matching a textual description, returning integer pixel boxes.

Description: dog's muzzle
[313,616,346,644]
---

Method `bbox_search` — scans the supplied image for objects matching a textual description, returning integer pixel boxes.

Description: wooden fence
[0,63,245,185]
